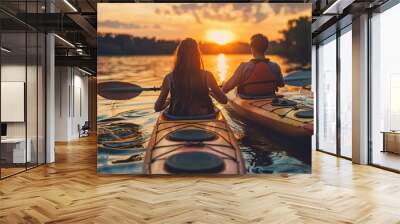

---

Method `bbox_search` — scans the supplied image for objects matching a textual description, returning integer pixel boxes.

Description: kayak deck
[228,90,314,137]
[144,112,246,175]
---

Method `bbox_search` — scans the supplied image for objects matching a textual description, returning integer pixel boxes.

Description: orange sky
[98,3,311,42]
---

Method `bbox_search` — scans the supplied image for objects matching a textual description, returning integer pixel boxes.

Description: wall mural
[97,3,313,175]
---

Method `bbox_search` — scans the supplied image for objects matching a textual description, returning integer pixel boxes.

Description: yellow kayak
[227,90,314,137]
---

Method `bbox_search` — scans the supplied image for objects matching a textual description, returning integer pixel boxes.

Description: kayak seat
[167,129,217,142]
[271,98,297,107]
[294,109,313,119]
[238,93,282,100]
[165,151,225,173]
[163,109,219,121]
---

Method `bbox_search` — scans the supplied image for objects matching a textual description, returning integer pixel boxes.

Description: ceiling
[0,0,393,74]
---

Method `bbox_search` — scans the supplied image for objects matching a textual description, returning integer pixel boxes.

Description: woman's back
[168,70,214,116]
[154,38,227,115]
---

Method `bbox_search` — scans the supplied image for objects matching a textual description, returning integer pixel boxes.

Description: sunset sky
[98,3,311,43]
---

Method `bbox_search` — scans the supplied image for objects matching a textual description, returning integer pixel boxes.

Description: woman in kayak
[154,38,227,116]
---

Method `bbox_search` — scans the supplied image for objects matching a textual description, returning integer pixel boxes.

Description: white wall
[55,66,70,141]
[54,67,89,141]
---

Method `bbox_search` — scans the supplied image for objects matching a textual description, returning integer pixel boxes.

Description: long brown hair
[171,38,205,102]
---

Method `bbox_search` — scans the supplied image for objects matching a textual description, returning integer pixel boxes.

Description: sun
[206,30,234,45]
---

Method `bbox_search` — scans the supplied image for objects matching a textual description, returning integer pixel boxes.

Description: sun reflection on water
[217,53,227,82]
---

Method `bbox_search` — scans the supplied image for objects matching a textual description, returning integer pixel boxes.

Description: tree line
[98,16,311,65]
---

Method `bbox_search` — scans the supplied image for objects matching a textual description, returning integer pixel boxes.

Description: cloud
[269,4,307,14]
[254,5,268,23]
[99,20,145,29]
[99,20,162,30]
[158,3,275,24]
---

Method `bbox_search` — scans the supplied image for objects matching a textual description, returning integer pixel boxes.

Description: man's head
[250,34,268,56]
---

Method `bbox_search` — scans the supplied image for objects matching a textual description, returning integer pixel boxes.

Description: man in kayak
[222,34,285,97]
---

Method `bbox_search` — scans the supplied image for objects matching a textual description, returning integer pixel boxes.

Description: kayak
[227,90,314,137]
[144,111,246,175]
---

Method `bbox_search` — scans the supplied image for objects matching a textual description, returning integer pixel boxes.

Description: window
[339,28,352,158]
[317,36,337,154]
[0,1,46,179]
[370,3,400,171]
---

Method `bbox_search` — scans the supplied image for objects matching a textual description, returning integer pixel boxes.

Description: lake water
[97,54,311,174]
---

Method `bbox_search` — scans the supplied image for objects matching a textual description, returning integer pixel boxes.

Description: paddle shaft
[102,85,223,93]
[284,70,311,87]
[101,86,161,92]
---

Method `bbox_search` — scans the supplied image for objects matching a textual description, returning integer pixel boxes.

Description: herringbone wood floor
[1,136,400,224]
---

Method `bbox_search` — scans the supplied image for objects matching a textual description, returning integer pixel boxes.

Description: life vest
[237,58,277,96]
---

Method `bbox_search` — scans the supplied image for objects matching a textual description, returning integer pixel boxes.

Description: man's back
[222,58,284,96]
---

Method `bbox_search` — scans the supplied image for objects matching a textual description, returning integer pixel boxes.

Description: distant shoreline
[97,33,282,56]
[98,53,262,57]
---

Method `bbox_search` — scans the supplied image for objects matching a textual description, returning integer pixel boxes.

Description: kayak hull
[144,112,246,175]
[228,91,314,138]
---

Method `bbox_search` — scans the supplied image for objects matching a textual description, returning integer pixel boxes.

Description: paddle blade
[284,70,311,87]
[98,81,143,100]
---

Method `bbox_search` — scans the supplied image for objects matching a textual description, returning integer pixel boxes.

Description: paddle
[98,81,161,100]
[284,70,311,87]
[99,72,313,101]
[98,81,223,100]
